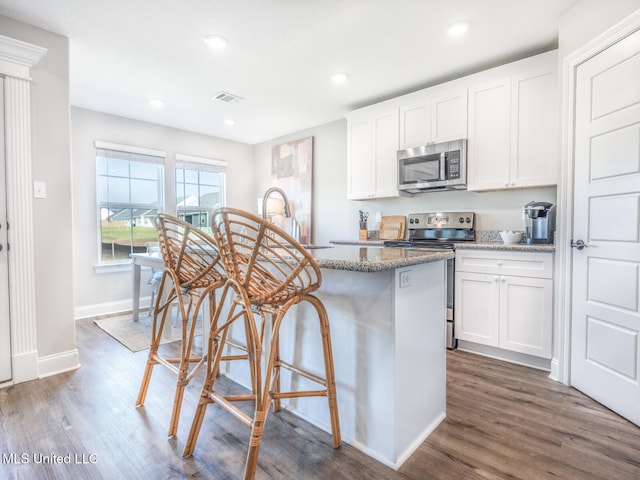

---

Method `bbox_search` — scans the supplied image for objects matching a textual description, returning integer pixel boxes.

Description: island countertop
[306,245,454,273]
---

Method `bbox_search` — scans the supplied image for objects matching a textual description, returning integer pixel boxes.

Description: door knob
[571,239,588,250]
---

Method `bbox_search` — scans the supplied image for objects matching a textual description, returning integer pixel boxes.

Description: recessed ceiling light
[224,118,236,127]
[148,98,164,108]
[204,34,228,49]
[331,72,348,84]
[448,21,469,37]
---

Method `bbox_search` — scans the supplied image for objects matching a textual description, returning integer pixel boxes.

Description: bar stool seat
[135,214,226,436]
[182,207,341,480]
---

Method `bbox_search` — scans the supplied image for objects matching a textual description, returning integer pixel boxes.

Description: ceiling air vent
[212,91,244,104]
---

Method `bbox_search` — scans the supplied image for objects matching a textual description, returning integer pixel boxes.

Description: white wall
[559,0,640,56]
[252,119,353,246]
[0,15,76,359]
[71,107,253,318]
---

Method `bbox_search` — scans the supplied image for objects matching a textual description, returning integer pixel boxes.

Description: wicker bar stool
[135,214,228,436]
[182,207,341,480]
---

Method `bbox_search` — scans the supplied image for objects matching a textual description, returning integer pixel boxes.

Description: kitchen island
[221,245,453,469]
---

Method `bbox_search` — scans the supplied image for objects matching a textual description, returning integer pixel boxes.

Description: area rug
[94,311,203,352]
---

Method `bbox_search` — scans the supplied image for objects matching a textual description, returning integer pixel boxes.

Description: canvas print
[270,136,313,245]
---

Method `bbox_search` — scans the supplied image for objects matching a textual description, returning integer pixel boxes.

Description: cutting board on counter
[379,215,406,240]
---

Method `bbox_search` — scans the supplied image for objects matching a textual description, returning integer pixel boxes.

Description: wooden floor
[1,318,639,479]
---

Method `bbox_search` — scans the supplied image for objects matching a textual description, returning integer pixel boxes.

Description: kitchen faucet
[261,187,301,242]
[261,186,291,219]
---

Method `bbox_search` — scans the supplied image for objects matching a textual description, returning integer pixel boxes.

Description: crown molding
[0,34,47,79]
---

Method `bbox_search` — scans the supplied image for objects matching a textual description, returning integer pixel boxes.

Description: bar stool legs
[183,291,341,480]
[182,282,263,457]
[243,294,341,479]
[136,269,212,437]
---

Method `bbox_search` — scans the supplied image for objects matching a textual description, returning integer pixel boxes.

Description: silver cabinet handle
[571,239,588,250]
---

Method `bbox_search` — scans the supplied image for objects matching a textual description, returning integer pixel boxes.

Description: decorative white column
[0,34,47,383]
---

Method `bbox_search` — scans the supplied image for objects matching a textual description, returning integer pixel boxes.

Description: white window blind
[96,142,165,263]
[175,153,227,232]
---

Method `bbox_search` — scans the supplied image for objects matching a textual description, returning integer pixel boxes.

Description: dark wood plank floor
[1,318,639,479]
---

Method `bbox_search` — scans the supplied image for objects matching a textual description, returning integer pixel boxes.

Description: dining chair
[135,214,228,436]
[182,207,341,480]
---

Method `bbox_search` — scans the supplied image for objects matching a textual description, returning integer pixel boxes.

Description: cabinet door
[347,117,374,199]
[467,78,512,191]
[431,89,467,143]
[372,109,400,198]
[400,102,430,149]
[510,68,558,188]
[455,271,500,347]
[499,276,552,358]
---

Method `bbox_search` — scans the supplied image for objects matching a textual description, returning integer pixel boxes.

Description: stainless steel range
[385,212,476,349]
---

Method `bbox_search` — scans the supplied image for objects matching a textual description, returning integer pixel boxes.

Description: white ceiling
[0,0,578,145]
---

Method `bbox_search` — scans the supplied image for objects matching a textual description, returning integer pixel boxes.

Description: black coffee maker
[523,201,556,244]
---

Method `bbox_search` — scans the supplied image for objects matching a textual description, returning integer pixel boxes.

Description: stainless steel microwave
[397,139,467,194]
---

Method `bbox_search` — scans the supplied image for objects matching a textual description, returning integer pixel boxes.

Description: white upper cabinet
[347,116,374,200]
[399,100,430,149]
[399,87,467,149]
[346,105,399,200]
[346,50,558,199]
[467,78,512,190]
[510,65,558,188]
[467,51,558,191]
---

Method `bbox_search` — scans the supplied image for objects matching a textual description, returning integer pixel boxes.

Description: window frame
[175,153,227,234]
[95,141,165,267]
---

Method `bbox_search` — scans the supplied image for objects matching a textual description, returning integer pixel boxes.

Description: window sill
[94,261,132,274]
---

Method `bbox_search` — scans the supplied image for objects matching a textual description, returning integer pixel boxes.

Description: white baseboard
[548,357,561,382]
[457,340,552,371]
[12,350,39,383]
[38,349,81,378]
[74,296,152,320]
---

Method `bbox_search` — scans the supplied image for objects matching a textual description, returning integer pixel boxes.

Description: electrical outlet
[399,270,411,288]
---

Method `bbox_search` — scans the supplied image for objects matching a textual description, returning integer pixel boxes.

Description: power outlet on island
[399,270,412,288]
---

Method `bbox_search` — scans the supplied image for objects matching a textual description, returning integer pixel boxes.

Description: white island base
[222,250,447,469]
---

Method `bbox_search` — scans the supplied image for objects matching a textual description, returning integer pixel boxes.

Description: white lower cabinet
[455,250,553,359]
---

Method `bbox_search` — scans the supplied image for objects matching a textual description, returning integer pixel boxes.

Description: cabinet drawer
[455,250,553,279]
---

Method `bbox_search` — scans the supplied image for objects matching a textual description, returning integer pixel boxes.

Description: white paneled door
[571,28,640,426]
[0,78,11,383]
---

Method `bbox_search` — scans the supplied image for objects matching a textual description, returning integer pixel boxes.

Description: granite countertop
[331,239,555,253]
[454,241,556,253]
[308,245,454,273]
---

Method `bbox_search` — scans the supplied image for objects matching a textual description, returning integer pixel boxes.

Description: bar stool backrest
[212,208,321,306]
[154,214,226,290]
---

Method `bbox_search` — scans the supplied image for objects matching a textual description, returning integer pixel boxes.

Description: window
[175,154,227,235]
[96,141,165,263]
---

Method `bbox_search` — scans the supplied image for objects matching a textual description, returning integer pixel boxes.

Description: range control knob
[458,217,464,223]
[465,217,471,223]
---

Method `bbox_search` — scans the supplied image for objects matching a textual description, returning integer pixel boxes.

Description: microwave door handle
[440,152,446,180]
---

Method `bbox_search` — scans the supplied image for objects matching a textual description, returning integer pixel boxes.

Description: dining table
[130,252,164,323]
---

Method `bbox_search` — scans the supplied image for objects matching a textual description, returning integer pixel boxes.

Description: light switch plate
[34,181,46,199]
